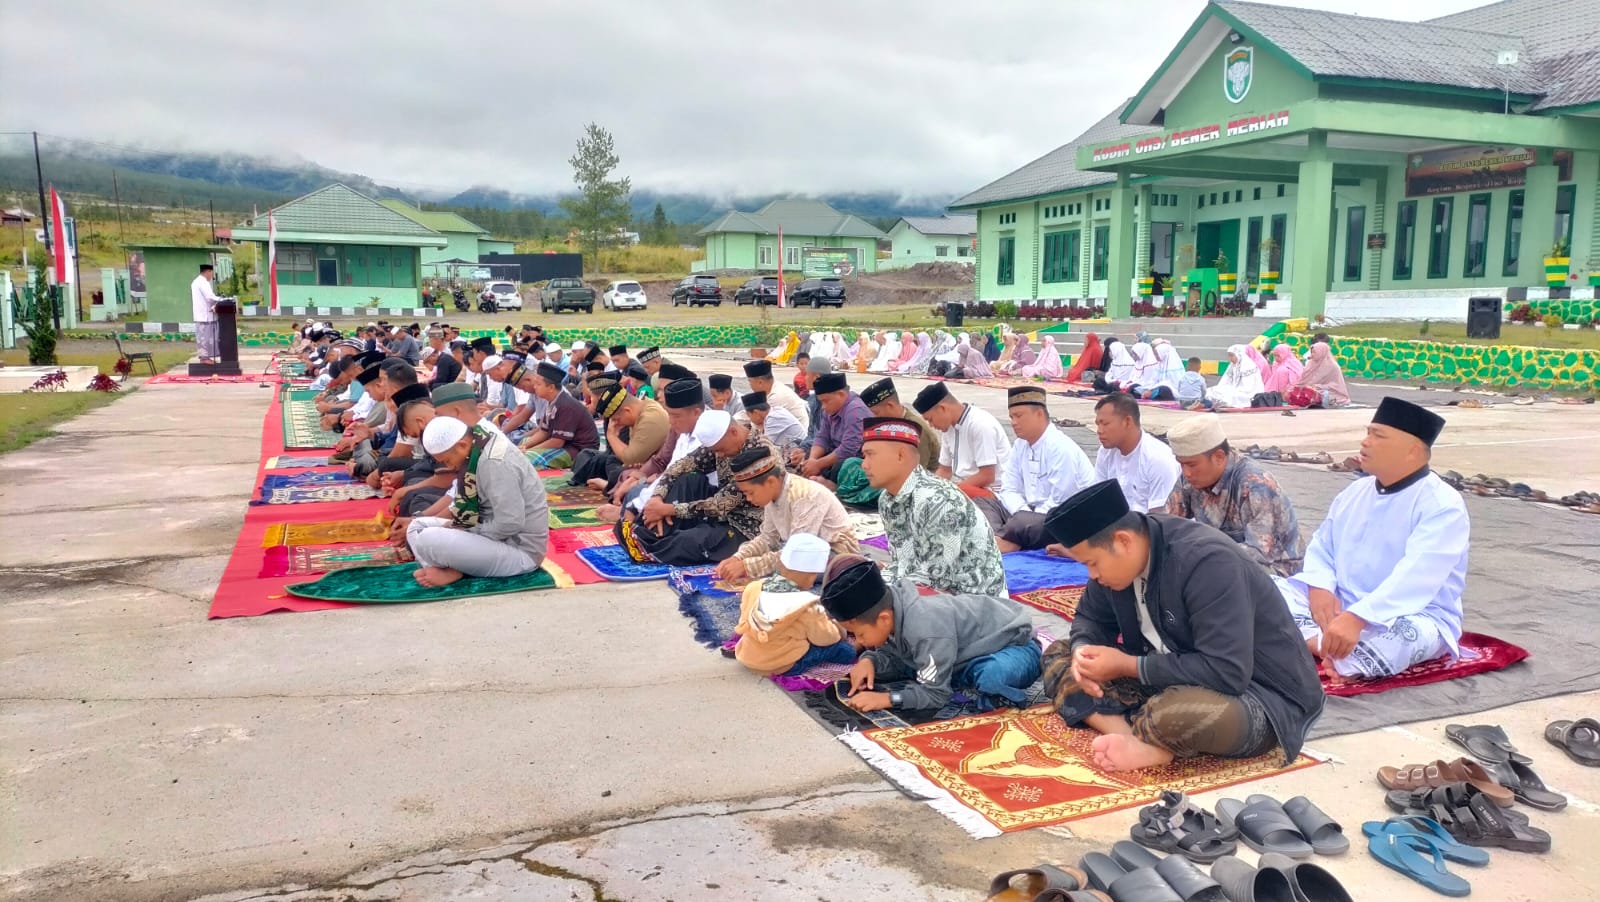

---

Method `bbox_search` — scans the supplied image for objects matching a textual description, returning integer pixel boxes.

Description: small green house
[126,242,232,325]
[695,199,886,275]
[885,215,977,269]
[379,200,516,278]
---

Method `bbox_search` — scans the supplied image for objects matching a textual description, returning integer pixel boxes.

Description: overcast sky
[2,0,1487,200]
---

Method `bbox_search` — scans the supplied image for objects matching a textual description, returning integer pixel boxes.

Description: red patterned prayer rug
[840,706,1320,837]
[259,542,404,578]
[1321,632,1529,698]
[549,526,616,554]
[1011,586,1085,620]
[145,372,280,385]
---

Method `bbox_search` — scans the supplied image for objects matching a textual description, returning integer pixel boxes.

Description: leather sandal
[1376,758,1514,807]
[986,864,1088,901]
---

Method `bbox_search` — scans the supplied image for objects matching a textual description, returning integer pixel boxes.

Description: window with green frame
[1343,206,1365,281]
[1464,194,1491,278]
[997,236,1015,285]
[1427,197,1453,279]
[1554,184,1576,253]
[1042,230,1080,283]
[1091,225,1109,280]
[1502,190,1523,277]
[1393,200,1417,279]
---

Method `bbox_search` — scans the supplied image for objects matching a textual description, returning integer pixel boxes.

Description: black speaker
[1466,296,1502,340]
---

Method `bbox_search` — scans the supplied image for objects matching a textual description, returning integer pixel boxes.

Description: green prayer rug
[286,563,558,603]
[549,506,604,529]
[543,475,607,508]
[281,389,342,450]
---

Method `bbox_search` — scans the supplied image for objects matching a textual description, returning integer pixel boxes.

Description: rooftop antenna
[1496,50,1519,114]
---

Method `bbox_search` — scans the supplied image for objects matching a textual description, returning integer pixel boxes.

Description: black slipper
[1280,795,1349,855]
[1216,795,1313,859]
[1444,723,1531,765]
[1488,758,1568,810]
[1258,852,1354,902]
[1129,791,1237,863]
[1080,853,1184,902]
[1544,718,1600,767]
[1209,857,1297,902]
[1109,843,1225,902]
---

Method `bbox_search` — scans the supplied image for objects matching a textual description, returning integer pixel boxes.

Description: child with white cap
[733,533,856,676]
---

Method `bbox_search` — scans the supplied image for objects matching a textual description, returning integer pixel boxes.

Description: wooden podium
[188,299,242,376]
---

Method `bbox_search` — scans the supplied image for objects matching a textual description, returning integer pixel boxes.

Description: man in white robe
[1090,392,1180,512]
[190,263,225,362]
[976,386,1096,551]
[1275,397,1467,679]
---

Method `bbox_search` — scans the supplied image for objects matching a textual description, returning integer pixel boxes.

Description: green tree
[21,267,58,365]
[648,202,671,245]
[558,123,632,269]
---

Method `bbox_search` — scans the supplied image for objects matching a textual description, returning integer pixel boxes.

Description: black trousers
[570,448,624,490]
[614,473,744,565]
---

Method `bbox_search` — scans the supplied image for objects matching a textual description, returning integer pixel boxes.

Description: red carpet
[145,372,281,385]
[1322,632,1529,697]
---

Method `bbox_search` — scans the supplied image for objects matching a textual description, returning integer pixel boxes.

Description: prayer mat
[264,454,333,469]
[260,471,363,491]
[262,514,392,548]
[770,660,856,693]
[259,542,404,578]
[549,506,604,529]
[1322,632,1529,698]
[145,372,279,385]
[1011,586,1086,620]
[542,476,607,508]
[1002,550,1090,595]
[575,543,707,582]
[838,706,1320,838]
[846,510,885,540]
[548,526,616,554]
[280,389,342,450]
[253,484,383,505]
[670,566,747,648]
[286,560,570,603]
[862,533,890,551]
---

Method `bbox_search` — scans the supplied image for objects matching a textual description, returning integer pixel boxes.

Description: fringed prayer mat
[1322,631,1529,698]
[549,506,604,529]
[286,560,570,603]
[262,514,392,548]
[575,544,713,582]
[253,484,383,505]
[543,476,607,508]
[770,660,855,693]
[259,542,403,578]
[264,454,333,469]
[145,372,279,385]
[669,566,746,647]
[1011,586,1086,620]
[548,526,616,554]
[839,706,1320,838]
[281,390,342,450]
[1002,551,1090,595]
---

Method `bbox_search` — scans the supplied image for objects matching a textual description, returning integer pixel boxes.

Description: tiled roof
[949,101,1145,209]
[1428,0,1600,110]
[698,198,887,239]
[379,199,487,235]
[238,184,441,237]
[897,214,977,236]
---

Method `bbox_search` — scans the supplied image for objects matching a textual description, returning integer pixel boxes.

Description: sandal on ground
[986,864,1088,901]
[1215,795,1314,859]
[1109,842,1225,902]
[1032,892,1112,902]
[1366,822,1471,897]
[1257,852,1353,902]
[1376,757,1515,806]
[1384,783,1533,830]
[1080,852,1183,902]
[1451,792,1553,853]
[1544,717,1600,767]
[1208,857,1297,902]
[1280,795,1348,855]
[1360,817,1490,867]
[1445,722,1532,764]
[1488,757,1568,810]
[1129,791,1237,863]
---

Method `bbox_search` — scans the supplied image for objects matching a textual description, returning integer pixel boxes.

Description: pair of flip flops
[985,865,1107,902]
[1364,820,1476,897]
[1545,718,1600,766]
[1384,782,1553,853]
[1213,794,1348,859]
[1082,843,1224,902]
[1210,853,1352,902]
[1444,723,1568,810]
[1128,791,1237,863]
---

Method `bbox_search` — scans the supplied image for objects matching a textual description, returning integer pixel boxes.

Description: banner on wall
[127,252,147,297]
[801,247,859,278]
[1405,146,1575,197]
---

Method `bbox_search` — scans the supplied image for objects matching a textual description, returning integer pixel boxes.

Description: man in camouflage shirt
[1164,415,1304,578]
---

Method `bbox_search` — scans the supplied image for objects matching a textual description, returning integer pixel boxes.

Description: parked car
[483,280,522,311]
[602,280,648,311]
[540,277,595,314]
[790,277,846,308]
[734,276,781,306]
[670,275,723,307]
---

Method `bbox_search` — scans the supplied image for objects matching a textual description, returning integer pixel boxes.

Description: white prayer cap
[545,342,563,354]
[421,416,469,455]
[1167,414,1228,458]
[692,409,732,446]
[481,354,504,371]
[420,346,438,359]
[570,340,586,352]
[780,533,831,574]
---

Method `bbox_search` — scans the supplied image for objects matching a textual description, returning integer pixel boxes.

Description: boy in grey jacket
[820,554,1038,713]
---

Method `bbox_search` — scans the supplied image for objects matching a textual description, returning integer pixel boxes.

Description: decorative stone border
[1277,332,1597,390]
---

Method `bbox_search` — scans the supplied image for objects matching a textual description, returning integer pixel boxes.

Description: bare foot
[1044,543,1070,558]
[413,566,464,588]
[996,538,1021,553]
[587,478,609,491]
[595,503,622,524]
[1092,732,1175,772]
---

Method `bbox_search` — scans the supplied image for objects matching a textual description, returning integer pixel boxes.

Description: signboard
[1405,146,1535,196]
[801,247,858,278]
[1224,46,1253,104]
[1089,110,1290,163]
[127,252,147,297]
[1366,234,1387,250]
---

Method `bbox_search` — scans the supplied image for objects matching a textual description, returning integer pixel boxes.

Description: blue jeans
[783,640,857,677]
[953,642,1042,711]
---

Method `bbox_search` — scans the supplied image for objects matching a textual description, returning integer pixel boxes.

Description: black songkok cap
[355,365,381,385]
[663,378,705,409]
[1043,480,1131,548]
[820,555,888,622]
[625,361,649,382]
[813,372,849,394]
[743,359,773,378]
[742,391,769,410]
[536,361,568,385]
[861,378,897,408]
[609,345,627,357]
[1372,396,1446,447]
[637,346,661,363]
[658,362,695,383]
[469,336,495,354]
[594,382,628,418]
[1008,386,1048,408]
[708,373,733,391]
[390,383,431,407]
[912,381,951,415]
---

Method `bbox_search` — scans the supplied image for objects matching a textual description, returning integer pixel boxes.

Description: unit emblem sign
[1224,46,1253,104]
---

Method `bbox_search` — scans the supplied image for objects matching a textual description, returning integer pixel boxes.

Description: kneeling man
[404,416,550,587]
[1276,397,1467,678]
[1042,480,1323,772]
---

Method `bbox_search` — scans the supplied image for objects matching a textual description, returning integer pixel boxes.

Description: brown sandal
[1376,758,1514,807]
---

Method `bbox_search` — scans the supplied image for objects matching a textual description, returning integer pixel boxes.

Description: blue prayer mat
[1002,550,1089,594]
[575,544,673,581]
[669,566,745,649]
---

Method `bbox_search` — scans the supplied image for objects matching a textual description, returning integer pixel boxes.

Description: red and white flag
[48,186,73,284]
[267,210,279,314]
[775,227,787,308]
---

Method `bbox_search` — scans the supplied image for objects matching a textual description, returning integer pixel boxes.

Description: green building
[379,200,516,278]
[125,242,232,326]
[884,215,977,270]
[952,0,1600,321]
[227,184,447,315]
[695,199,887,275]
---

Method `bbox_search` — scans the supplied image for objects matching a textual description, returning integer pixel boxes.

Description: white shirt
[937,404,1010,482]
[350,392,377,421]
[631,432,701,512]
[1290,471,1468,652]
[191,274,222,322]
[1132,557,1167,653]
[765,383,811,432]
[997,424,1096,515]
[1094,434,1181,512]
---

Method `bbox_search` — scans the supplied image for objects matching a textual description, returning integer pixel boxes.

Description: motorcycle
[477,290,499,313]
[452,287,469,312]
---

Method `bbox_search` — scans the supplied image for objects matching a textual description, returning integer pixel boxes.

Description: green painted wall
[138,247,227,323]
[419,231,482,268]
[1280,331,1597,390]
[886,223,973,267]
[702,233,878,273]
[1164,39,1316,129]
[257,242,421,308]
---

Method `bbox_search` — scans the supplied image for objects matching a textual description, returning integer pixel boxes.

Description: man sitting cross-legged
[572,381,669,495]
[1275,397,1467,679]
[1165,413,1304,578]
[862,416,1007,598]
[625,408,775,565]
[796,371,870,491]
[517,362,599,468]
[715,447,859,583]
[1039,480,1323,773]
[401,416,550,588]
[912,381,1009,498]
[974,386,1096,552]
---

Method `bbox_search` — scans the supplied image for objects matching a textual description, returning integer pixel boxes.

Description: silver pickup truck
[539,278,595,314]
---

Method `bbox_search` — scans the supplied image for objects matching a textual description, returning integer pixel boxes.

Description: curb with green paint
[1275,332,1596,390]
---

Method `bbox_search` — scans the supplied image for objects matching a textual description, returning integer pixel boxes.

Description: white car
[484,280,522,310]
[602,280,648,311]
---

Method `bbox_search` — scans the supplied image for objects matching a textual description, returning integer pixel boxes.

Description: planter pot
[1136,277,1154,298]
[1544,256,1570,288]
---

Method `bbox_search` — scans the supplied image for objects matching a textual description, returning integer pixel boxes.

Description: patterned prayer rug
[261,514,392,548]
[574,544,711,582]
[281,390,342,450]
[286,560,570,603]
[549,506,604,529]
[259,542,404,578]
[264,454,333,469]
[542,476,607,508]
[1321,631,1529,698]
[145,372,279,385]
[770,660,855,693]
[846,511,885,540]
[862,534,890,551]
[1011,586,1086,620]
[253,484,383,505]
[1002,550,1090,595]
[839,706,1320,837]
[548,526,616,554]
[260,471,363,491]
[669,566,748,647]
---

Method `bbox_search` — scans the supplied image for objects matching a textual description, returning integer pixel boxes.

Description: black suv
[790,277,846,308]
[734,276,781,306]
[670,275,723,307]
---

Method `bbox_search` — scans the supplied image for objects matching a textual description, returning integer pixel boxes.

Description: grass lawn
[1329,321,1600,351]
[0,390,121,454]
[0,342,195,374]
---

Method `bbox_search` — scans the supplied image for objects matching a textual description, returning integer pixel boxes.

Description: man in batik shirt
[633,409,775,564]
[1164,414,1303,578]
[860,416,1007,598]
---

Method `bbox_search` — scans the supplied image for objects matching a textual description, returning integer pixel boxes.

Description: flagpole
[776,227,786,309]
[34,133,58,333]
[268,211,279,316]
